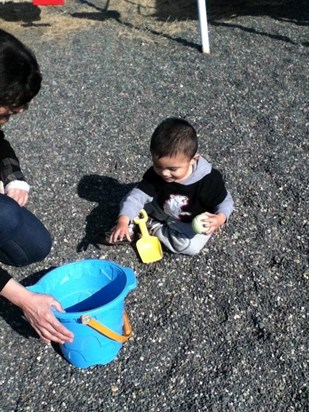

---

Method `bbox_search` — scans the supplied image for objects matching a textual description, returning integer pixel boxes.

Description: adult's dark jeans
[0,194,52,267]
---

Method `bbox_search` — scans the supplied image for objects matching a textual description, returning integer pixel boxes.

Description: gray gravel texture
[0,1,308,411]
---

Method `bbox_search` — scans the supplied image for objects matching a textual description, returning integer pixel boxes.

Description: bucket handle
[81,312,132,343]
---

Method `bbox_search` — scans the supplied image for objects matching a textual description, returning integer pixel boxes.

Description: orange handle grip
[81,312,132,343]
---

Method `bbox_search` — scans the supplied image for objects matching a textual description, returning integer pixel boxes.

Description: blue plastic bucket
[27,259,137,368]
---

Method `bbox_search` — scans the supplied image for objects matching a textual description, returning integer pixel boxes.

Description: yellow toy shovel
[133,209,163,264]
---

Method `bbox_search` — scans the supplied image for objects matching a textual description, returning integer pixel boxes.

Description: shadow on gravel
[69,0,308,51]
[152,0,309,47]
[0,267,56,340]
[0,2,50,26]
[207,0,309,23]
[209,0,309,47]
[211,20,309,46]
[76,174,135,251]
[151,0,309,24]
[71,0,202,51]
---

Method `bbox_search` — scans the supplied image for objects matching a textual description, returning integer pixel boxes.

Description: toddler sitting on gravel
[99,117,234,255]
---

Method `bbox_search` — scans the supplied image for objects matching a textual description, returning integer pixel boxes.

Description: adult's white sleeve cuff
[5,180,30,192]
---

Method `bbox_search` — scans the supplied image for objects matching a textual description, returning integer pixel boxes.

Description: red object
[32,0,64,5]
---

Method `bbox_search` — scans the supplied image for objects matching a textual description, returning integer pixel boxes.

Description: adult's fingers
[26,311,74,344]
[22,294,74,344]
[51,299,65,314]
[41,317,74,344]
[6,189,29,206]
[41,305,74,342]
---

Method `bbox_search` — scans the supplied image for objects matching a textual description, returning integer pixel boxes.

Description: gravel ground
[0,1,308,411]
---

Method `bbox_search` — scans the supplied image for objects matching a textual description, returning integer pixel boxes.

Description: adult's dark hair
[0,29,42,107]
[150,117,198,159]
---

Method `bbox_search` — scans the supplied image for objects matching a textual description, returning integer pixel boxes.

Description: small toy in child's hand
[192,213,209,234]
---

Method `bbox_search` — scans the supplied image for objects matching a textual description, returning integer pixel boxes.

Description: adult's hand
[21,291,74,344]
[1,279,74,344]
[6,188,29,207]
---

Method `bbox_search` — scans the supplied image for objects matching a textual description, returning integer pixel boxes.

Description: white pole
[197,0,210,54]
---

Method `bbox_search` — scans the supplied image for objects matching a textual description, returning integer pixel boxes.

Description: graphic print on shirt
[163,194,192,219]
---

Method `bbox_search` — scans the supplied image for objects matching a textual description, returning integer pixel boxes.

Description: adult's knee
[15,228,52,266]
[0,200,52,265]
[27,224,52,264]
[35,230,52,261]
[0,198,23,237]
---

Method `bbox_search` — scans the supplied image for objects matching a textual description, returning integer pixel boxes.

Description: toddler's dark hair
[150,118,198,159]
[0,29,42,107]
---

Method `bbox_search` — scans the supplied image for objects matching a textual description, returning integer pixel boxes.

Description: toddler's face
[152,153,198,183]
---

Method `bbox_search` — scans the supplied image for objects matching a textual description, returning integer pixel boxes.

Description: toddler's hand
[109,216,131,243]
[201,212,226,235]
[6,188,29,207]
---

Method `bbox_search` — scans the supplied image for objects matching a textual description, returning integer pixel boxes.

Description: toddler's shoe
[146,218,163,235]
